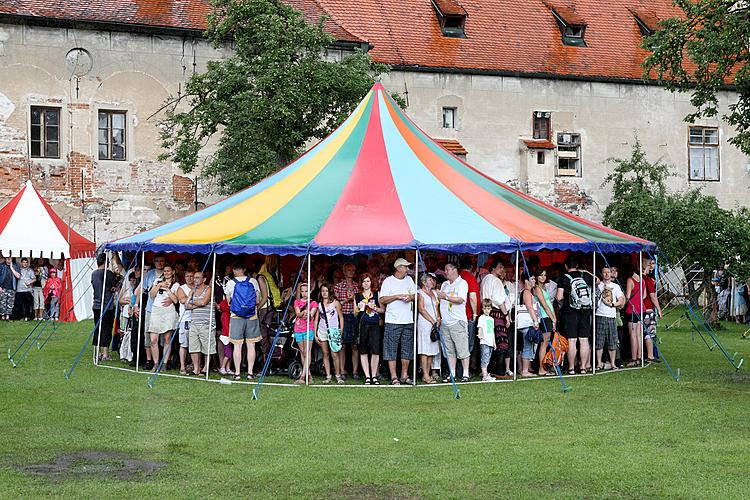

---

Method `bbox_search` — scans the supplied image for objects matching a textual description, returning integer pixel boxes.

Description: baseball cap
[393,258,412,268]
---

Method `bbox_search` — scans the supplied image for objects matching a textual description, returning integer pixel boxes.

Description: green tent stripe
[226,96,374,246]
[386,96,628,243]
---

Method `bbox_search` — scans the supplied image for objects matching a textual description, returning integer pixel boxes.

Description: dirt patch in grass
[18,450,165,482]
[331,482,422,499]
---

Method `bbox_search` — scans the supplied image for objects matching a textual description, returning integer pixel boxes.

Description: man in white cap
[379,257,417,385]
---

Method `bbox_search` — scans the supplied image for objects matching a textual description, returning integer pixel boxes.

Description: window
[556,132,581,176]
[545,2,587,47]
[533,111,551,140]
[432,0,467,38]
[442,107,456,128]
[30,107,61,158]
[98,110,127,161]
[537,151,546,165]
[688,127,720,181]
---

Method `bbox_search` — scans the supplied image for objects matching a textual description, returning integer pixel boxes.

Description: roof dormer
[543,1,587,47]
[432,0,467,38]
[629,8,659,37]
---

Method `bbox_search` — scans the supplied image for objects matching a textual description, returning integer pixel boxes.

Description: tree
[159,0,391,194]
[643,0,750,155]
[603,138,749,319]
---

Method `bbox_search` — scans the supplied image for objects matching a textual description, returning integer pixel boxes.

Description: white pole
[513,250,519,382]
[412,249,419,386]
[305,253,311,386]
[592,251,596,375]
[95,250,109,365]
[135,249,145,373]
[639,250,644,367]
[205,252,217,381]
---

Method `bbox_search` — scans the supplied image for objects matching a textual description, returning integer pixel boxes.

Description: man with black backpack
[556,255,594,374]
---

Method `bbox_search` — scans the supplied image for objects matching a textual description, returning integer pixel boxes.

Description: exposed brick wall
[553,180,593,214]
[67,151,94,205]
[172,174,195,205]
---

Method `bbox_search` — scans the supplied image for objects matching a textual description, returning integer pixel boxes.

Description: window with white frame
[98,110,127,161]
[556,132,581,176]
[442,107,456,129]
[688,126,720,181]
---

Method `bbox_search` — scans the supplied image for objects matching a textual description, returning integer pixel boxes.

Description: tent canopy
[106,83,654,256]
[0,181,95,259]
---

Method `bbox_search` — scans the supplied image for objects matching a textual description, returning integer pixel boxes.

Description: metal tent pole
[205,251,217,381]
[412,249,419,386]
[592,251,597,375]
[513,250,519,382]
[135,250,146,373]
[306,253,312,386]
[639,251,644,367]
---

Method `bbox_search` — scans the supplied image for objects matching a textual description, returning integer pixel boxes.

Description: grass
[1,308,749,498]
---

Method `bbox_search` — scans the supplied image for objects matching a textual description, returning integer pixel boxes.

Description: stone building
[0,0,748,243]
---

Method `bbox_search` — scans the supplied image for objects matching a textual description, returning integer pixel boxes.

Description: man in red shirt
[459,256,481,376]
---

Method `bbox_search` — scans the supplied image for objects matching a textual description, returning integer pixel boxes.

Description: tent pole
[639,251,644,368]
[205,251,217,381]
[306,253,311,386]
[95,250,109,365]
[135,249,145,373]
[513,250,519,382]
[412,249,419,386]
[592,251,597,375]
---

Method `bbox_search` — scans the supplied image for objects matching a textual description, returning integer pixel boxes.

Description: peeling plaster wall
[0,23,227,244]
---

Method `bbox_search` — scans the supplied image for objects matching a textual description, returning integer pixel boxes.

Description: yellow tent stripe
[154,91,373,244]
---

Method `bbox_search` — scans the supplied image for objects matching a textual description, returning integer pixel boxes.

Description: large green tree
[159,0,390,194]
[643,0,750,154]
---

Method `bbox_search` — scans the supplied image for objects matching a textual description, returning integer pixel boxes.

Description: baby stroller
[262,307,304,379]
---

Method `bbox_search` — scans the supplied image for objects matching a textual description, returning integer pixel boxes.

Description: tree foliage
[603,137,750,280]
[643,0,750,155]
[159,0,392,194]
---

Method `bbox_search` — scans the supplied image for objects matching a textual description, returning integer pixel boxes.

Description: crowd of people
[0,255,65,321]
[88,248,674,385]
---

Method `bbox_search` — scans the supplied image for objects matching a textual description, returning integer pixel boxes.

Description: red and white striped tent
[0,180,95,321]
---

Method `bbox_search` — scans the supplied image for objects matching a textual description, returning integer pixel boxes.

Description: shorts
[480,344,493,368]
[643,310,657,339]
[560,309,592,339]
[520,328,538,360]
[178,321,190,349]
[33,288,44,309]
[294,330,314,343]
[382,322,414,361]
[626,312,643,324]
[143,312,152,347]
[441,321,470,360]
[341,313,356,344]
[189,323,216,355]
[223,343,233,359]
[540,317,554,336]
[358,322,381,355]
[316,327,329,342]
[229,317,261,345]
[595,316,618,350]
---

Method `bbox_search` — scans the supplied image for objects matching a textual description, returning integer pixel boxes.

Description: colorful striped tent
[106,83,653,256]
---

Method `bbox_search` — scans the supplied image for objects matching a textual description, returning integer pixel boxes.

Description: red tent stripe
[0,185,25,236]
[315,93,413,246]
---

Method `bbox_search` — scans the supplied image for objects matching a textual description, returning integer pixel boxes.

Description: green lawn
[1,310,749,498]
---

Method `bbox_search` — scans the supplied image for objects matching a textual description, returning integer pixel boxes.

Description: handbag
[430,323,440,342]
[516,305,534,329]
[319,302,342,353]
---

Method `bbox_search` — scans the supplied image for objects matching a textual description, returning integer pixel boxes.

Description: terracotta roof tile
[0,0,685,81]
[433,0,467,17]
[542,0,586,26]
[435,138,467,155]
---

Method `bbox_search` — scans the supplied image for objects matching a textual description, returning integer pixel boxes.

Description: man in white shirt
[480,258,513,376]
[438,263,470,382]
[595,266,625,370]
[379,258,417,385]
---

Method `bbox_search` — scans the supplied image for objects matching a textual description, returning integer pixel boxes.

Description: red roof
[0,0,683,81]
[434,138,467,155]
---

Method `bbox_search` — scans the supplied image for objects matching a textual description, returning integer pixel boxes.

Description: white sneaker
[482,374,494,382]
[505,370,514,377]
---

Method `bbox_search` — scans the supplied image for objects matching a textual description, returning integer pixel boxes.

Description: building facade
[0,0,748,243]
